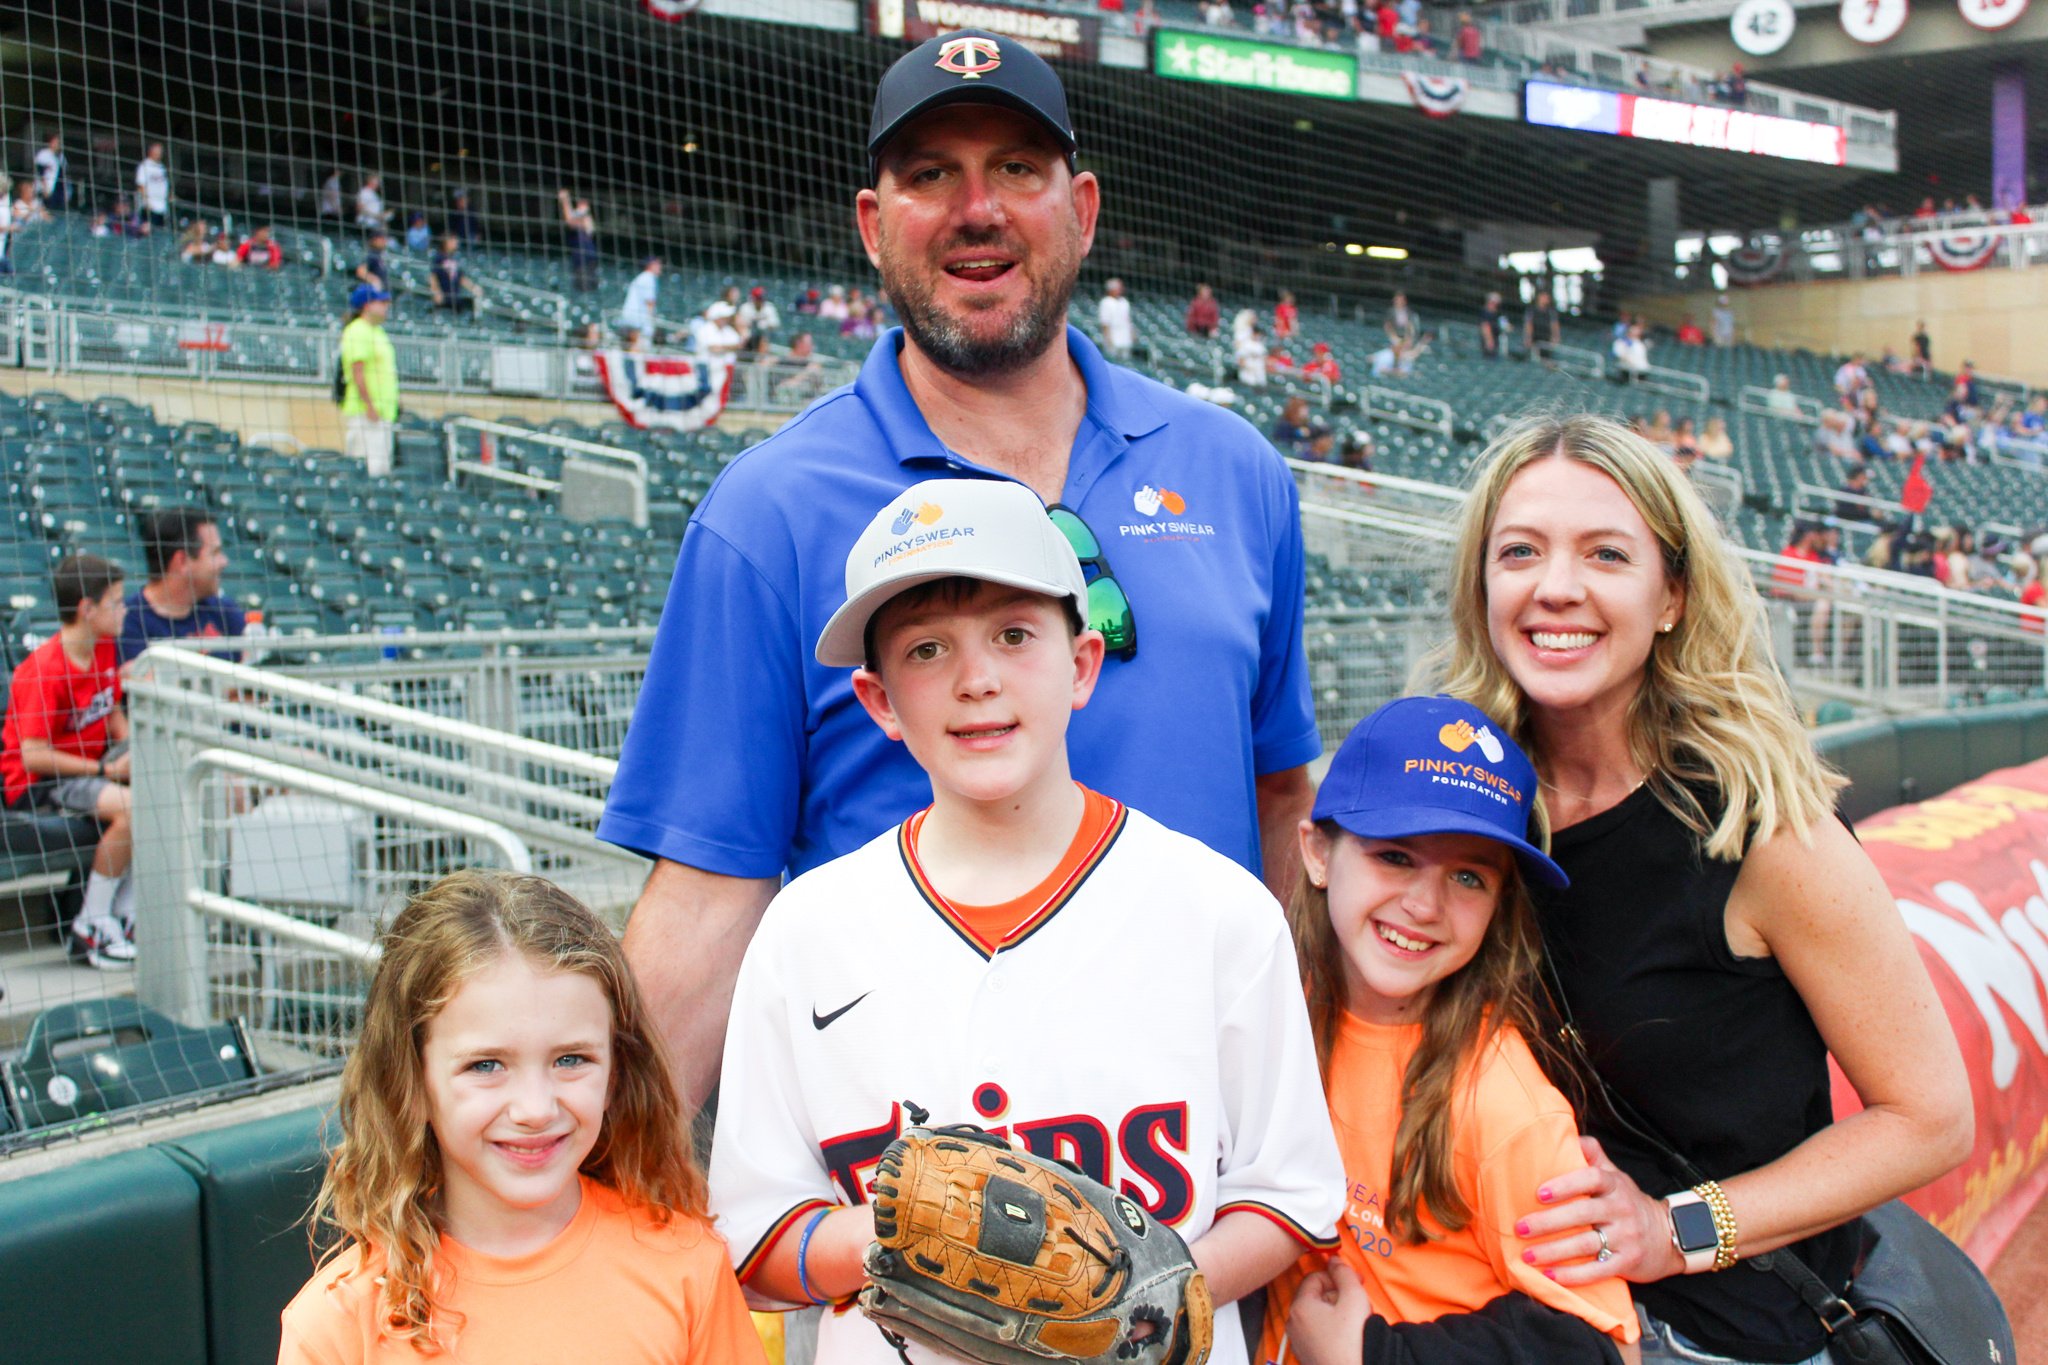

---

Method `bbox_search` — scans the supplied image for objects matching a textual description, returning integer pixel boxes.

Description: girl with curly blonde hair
[280,870,765,1363]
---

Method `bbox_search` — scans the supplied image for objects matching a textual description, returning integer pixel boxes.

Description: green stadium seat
[0,1146,209,1365]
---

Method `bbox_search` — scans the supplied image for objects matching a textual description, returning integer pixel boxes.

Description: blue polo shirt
[117,589,246,665]
[598,326,1320,880]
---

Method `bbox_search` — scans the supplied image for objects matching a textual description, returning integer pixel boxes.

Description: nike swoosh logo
[812,992,871,1031]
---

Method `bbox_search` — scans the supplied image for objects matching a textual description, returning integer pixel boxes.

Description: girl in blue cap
[1260,695,1640,1365]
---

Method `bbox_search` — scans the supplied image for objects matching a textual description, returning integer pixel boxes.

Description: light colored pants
[1635,1305,1830,1365]
[345,414,393,476]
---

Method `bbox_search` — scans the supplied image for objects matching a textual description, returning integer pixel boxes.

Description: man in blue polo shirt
[599,30,1319,1110]
[118,507,244,667]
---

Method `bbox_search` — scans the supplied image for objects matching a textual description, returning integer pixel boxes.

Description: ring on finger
[1594,1225,1613,1263]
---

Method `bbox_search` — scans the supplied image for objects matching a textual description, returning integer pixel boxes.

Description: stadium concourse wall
[0,706,2044,1364]
[0,369,790,451]
[1625,269,2048,390]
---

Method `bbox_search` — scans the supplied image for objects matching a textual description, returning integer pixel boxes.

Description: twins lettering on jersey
[821,1097,1197,1226]
[75,686,118,731]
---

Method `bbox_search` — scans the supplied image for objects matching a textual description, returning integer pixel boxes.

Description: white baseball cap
[815,479,1087,668]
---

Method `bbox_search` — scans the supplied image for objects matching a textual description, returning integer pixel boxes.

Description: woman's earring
[1659,622,1675,634]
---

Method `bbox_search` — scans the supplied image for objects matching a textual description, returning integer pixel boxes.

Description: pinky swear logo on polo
[935,35,1003,78]
[1123,485,1216,541]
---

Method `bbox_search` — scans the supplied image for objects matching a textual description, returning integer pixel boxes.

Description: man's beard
[879,229,1080,378]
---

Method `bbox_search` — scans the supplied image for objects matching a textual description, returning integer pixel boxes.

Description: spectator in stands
[177,218,210,264]
[1335,427,1374,471]
[1699,414,1734,460]
[1304,421,1336,462]
[1383,291,1418,349]
[0,183,17,277]
[1302,340,1342,386]
[1234,315,1269,387]
[88,211,110,238]
[208,228,240,268]
[1185,281,1220,338]
[118,508,244,669]
[10,176,46,228]
[1671,416,1700,460]
[318,167,344,219]
[1766,372,1801,415]
[35,132,67,213]
[1271,395,1314,456]
[557,188,598,292]
[794,286,821,316]
[429,235,483,316]
[1836,463,1873,522]
[1454,11,1482,61]
[1833,352,1870,403]
[1910,320,1932,378]
[1612,320,1651,380]
[355,229,391,294]
[134,141,170,226]
[739,286,780,345]
[1097,276,1135,361]
[621,255,663,338]
[1523,288,1559,363]
[1,554,135,969]
[818,282,850,323]
[1815,409,1860,462]
[1478,290,1504,359]
[691,300,743,360]
[355,173,391,231]
[1370,330,1429,378]
[1711,292,1735,347]
[1776,520,1833,664]
[448,189,482,247]
[1675,313,1705,345]
[236,225,284,269]
[341,283,398,477]
[404,209,432,253]
[1273,288,1299,343]
[1201,0,1235,23]
[108,196,148,239]
[770,330,826,404]
[1953,359,1981,412]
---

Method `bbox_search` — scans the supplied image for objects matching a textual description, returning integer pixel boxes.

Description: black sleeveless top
[1534,785,1856,1363]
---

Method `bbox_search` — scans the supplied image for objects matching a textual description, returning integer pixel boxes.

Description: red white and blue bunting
[1927,227,2002,273]
[1402,72,1469,118]
[641,0,703,19]
[1725,237,1787,284]
[593,352,731,430]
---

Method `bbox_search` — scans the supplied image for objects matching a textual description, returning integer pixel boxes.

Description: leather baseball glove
[857,1107,1213,1365]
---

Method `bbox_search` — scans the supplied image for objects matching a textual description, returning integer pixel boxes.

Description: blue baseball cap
[867,30,1078,182]
[1312,696,1568,889]
[349,283,391,309]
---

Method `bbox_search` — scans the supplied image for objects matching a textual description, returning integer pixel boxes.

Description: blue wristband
[795,1207,835,1307]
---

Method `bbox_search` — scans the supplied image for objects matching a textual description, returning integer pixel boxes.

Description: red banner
[1844,758,2048,1263]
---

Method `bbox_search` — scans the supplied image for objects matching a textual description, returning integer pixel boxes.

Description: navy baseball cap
[348,283,391,309]
[867,30,1078,182]
[1312,696,1568,889]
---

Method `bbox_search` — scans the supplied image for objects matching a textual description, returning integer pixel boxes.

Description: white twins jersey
[710,801,1346,1365]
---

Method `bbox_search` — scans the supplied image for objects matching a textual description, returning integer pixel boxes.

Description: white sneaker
[72,919,137,970]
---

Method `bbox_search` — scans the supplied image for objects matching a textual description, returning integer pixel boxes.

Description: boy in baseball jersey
[709,479,1345,1364]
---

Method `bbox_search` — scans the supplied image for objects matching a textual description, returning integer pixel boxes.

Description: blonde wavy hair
[1419,412,1843,858]
[308,870,705,1352]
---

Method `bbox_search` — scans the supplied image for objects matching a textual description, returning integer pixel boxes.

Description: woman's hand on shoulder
[1286,1258,1372,1365]
[1515,1138,1685,1286]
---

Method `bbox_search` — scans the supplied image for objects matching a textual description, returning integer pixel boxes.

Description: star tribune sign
[1153,31,1358,100]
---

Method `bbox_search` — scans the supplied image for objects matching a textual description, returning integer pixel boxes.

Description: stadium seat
[3,1000,260,1131]
[158,1107,327,1365]
[0,1145,209,1365]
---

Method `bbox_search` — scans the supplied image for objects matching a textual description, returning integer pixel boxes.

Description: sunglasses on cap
[1046,504,1136,662]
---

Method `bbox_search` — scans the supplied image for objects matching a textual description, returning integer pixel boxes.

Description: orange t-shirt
[1258,1014,1638,1363]
[277,1178,767,1364]
[907,784,1122,953]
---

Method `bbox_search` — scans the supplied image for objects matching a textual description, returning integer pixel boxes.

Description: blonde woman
[1422,413,1970,1365]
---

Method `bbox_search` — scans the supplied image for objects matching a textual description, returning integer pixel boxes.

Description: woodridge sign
[1152,30,1358,100]
[1848,756,2048,1262]
[867,0,1101,63]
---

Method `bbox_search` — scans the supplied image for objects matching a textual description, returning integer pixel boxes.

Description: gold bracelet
[1693,1180,1739,1271]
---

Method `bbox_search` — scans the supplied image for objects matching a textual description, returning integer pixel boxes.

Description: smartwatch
[1665,1190,1719,1274]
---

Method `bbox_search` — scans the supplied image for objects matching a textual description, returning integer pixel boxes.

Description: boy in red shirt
[1,554,135,967]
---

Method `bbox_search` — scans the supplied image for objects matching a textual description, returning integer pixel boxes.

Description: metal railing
[1739,384,1824,424]
[125,643,648,1055]
[380,246,571,340]
[1365,385,1455,436]
[1719,221,2048,288]
[1629,362,1711,402]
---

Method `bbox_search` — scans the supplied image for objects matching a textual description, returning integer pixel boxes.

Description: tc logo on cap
[891,502,943,535]
[935,35,1002,78]
[1438,718,1505,763]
